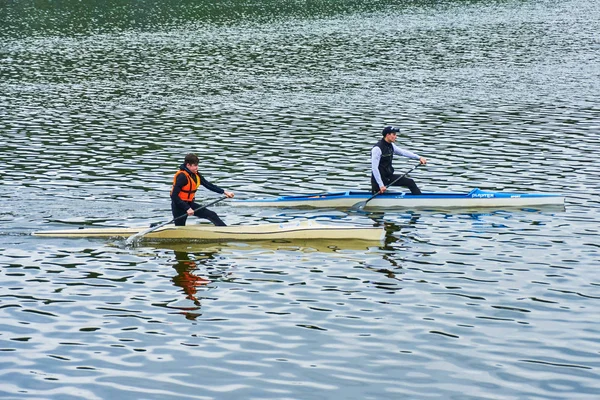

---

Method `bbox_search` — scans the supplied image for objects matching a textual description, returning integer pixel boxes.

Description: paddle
[125,195,228,245]
[351,163,421,211]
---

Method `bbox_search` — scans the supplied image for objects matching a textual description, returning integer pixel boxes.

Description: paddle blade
[124,229,148,246]
[351,192,379,211]
[125,222,167,246]
[350,201,368,211]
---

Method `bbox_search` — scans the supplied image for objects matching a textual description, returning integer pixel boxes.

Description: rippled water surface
[1,0,599,398]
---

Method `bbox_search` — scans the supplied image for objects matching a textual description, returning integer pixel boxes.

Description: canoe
[33,220,385,242]
[233,188,564,209]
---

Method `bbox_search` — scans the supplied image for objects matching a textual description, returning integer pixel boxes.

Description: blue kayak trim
[237,188,563,202]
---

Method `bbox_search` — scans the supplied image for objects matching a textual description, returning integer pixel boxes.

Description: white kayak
[33,220,385,242]
[233,188,565,209]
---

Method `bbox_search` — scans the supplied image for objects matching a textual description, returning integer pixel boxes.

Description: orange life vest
[171,170,200,202]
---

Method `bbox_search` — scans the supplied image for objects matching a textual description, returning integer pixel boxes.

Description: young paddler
[170,153,234,226]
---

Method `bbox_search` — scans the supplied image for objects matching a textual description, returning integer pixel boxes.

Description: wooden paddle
[351,163,421,211]
[125,195,228,245]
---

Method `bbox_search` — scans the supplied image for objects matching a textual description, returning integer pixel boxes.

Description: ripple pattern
[1,0,600,399]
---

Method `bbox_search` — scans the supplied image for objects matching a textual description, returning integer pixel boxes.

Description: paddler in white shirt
[371,126,427,195]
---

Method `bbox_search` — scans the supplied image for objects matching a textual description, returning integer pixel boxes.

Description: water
[1,0,599,398]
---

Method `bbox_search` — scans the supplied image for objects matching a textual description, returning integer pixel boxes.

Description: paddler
[371,126,427,194]
[170,153,234,226]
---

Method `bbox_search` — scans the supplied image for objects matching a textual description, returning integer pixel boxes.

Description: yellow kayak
[33,220,385,242]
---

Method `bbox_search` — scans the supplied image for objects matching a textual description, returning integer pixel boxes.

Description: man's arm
[200,174,235,198]
[199,174,225,194]
[392,143,427,164]
[392,143,420,160]
[371,147,384,188]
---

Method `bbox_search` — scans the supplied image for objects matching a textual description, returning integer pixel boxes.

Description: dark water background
[1,0,599,398]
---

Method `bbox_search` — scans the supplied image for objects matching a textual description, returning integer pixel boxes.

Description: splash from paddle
[125,195,228,246]
[351,163,421,211]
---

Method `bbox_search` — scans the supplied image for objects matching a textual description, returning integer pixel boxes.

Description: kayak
[33,220,385,242]
[233,188,564,209]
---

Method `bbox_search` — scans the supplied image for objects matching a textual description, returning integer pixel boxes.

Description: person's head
[184,153,199,166]
[382,126,400,142]
[184,153,199,173]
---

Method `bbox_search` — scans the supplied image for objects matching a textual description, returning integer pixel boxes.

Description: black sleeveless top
[373,139,395,182]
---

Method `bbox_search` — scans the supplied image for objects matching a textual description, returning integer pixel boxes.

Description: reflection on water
[2,0,600,398]
[170,250,212,317]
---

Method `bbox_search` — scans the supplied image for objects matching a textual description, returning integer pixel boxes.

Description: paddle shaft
[357,163,421,210]
[125,195,228,245]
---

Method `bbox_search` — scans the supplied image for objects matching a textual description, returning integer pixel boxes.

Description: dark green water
[1,0,599,399]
